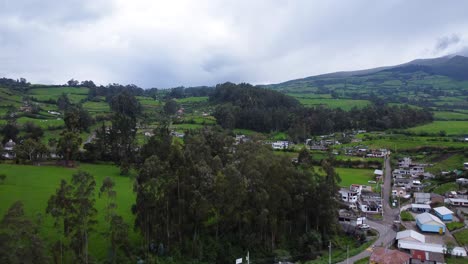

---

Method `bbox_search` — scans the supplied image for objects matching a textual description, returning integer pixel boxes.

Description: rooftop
[411,204,431,209]
[396,230,425,243]
[416,213,445,226]
[433,206,453,215]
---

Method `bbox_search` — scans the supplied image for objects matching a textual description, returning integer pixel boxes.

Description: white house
[396,230,425,243]
[271,141,289,150]
[414,193,431,204]
[456,178,468,185]
[448,198,468,207]
[339,189,358,203]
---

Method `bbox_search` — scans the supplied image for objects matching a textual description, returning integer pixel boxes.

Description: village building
[433,206,453,221]
[447,198,468,207]
[411,204,431,213]
[396,230,425,243]
[415,213,446,234]
[413,193,431,204]
[392,187,407,198]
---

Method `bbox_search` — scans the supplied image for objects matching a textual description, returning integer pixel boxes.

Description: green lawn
[343,135,466,150]
[0,163,138,261]
[454,229,468,246]
[82,100,110,113]
[16,116,65,129]
[400,211,414,221]
[335,168,376,188]
[407,121,468,136]
[432,182,458,195]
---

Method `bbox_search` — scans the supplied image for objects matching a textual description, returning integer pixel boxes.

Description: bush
[0,174,6,183]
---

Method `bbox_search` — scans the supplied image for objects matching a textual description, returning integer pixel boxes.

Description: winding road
[338,155,399,264]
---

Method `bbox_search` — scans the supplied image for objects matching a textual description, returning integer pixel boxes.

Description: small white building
[397,240,467,257]
[339,189,359,203]
[448,198,468,207]
[271,141,289,150]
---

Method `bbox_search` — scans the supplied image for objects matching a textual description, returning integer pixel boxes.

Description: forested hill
[211,82,433,140]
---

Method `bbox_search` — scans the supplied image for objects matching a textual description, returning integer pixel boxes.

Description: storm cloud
[1,0,468,88]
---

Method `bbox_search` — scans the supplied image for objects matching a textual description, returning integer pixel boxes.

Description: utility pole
[329,241,331,264]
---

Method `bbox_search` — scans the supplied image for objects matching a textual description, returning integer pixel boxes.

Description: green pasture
[433,111,468,120]
[407,121,468,136]
[0,163,138,261]
[82,100,110,113]
[296,98,371,110]
[427,153,466,173]
[29,87,88,103]
[344,134,467,150]
[175,96,209,103]
[16,116,65,129]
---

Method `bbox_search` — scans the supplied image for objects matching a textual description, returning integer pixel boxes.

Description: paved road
[338,155,399,264]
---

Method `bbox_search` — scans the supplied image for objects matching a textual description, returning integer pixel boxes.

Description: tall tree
[109,91,141,174]
[57,131,82,167]
[1,201,50,264]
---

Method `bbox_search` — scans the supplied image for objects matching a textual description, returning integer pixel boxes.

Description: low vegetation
[446,222,465,231]
[453,229,468,246]
[400,211,415,221]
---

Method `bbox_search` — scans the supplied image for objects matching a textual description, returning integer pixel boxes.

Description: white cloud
[1,0,468,88]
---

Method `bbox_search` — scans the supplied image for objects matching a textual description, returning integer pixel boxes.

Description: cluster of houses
[343,146,390,158]
[305,137,340,151]
[339,184,382,213]
[392,158,435,196]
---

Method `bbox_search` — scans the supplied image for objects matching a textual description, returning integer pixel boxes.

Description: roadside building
[415,213,446,234]
[433,206,453,221]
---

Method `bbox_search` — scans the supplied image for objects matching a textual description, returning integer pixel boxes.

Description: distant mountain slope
[265,55,468,111]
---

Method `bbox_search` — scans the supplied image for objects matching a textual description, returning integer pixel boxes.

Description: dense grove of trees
[133,127,341,263]
[211,82,433,141]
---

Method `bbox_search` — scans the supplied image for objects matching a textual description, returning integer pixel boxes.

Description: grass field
[29,87,89,103]
[407,121,468,136]
[16,116,65,129]
[432,182,458,195]
[335,168,375,187]
[295,98,371,110]
[0,163,138,261]
[82,100,110,113]
[433,111,468,120]
[175,96,208,103]
[343,134,467,150]
[454,229,468,246]
[427,153,466,173]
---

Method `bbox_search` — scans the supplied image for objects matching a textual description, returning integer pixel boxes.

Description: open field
[0,163,138,261]
[176,96,209,103]
[29,87,89,103]
[426,153,466,173]
[294,97,371,110]
[335,167,375,187]
[343,134,467,151]
[406,121,468,136]
[454,229,468,246]
[433,111,468,120]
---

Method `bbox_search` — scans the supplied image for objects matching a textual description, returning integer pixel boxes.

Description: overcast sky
[1,0,468,88]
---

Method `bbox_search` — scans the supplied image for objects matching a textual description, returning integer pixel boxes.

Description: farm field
[0,163,138,261]
[406,121,468,136]
[433,111,468,120]
[343,134,467,150]
[294,97,371,110]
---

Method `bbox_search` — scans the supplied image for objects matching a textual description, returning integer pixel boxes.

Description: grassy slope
[407,121,468,136]
[0,163,138,261]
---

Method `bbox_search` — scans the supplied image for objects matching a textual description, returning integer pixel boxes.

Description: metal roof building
[433,206,454,221]
[397,240,467,257]
[415,213,446,234]
[396,230,425,243]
